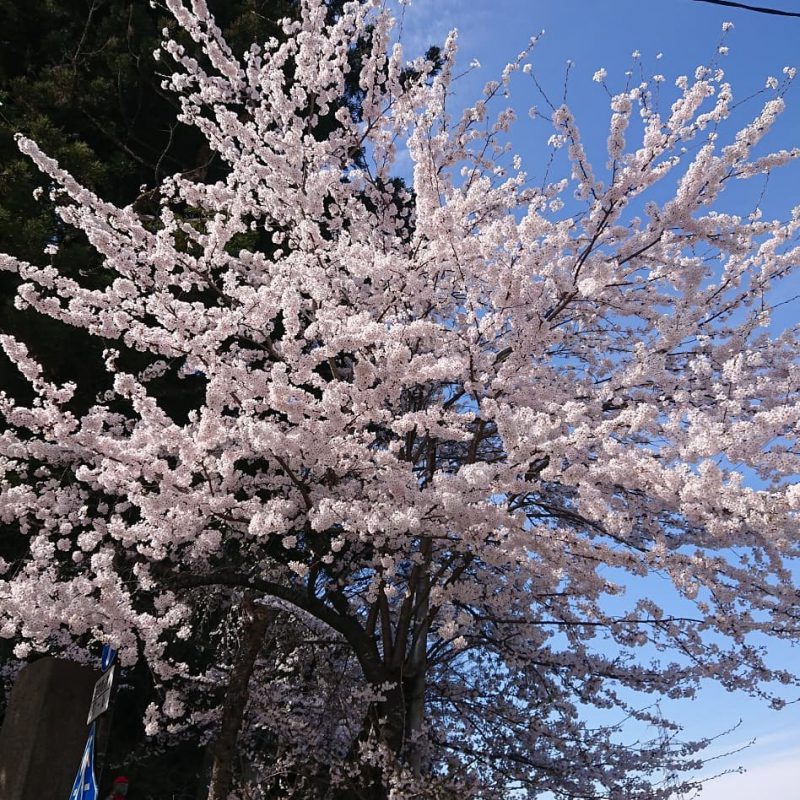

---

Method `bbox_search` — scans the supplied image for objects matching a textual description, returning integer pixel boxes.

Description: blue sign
[68,722,98,800]
[101,644,117,672]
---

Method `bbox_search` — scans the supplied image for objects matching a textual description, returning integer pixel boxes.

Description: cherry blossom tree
[1,1,799,797]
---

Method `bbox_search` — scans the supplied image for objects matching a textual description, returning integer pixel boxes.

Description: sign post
[67,646,118,800]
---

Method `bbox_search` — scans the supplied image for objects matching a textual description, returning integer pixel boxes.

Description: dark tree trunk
[405,540,431,773]
[206,593,275,800]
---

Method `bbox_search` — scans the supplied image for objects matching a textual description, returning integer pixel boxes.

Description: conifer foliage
[1,1,799,797]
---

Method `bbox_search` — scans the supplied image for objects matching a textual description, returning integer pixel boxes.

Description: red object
[107,775,130,799]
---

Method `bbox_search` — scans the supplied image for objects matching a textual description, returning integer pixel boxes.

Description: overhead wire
[691,0,800,17]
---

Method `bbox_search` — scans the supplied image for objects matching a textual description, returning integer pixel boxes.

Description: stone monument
[0,657,99,800]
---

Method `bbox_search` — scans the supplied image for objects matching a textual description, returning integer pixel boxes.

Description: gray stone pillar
[0,657,98,800]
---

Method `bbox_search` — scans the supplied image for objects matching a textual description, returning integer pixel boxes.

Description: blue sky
[386,1,800,797]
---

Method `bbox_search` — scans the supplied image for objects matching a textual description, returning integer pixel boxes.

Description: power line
[691,0,800,16]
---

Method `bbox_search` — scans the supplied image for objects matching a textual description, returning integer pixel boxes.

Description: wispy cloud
[695,742,800,800]
[385,0,493,62]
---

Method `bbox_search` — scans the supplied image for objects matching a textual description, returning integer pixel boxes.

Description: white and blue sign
[68,643,118,800]
[68,722,98,800]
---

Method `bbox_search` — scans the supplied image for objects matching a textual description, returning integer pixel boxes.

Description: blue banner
[68,721,98,800]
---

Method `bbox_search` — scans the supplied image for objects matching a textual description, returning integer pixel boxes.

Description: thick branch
[171,571,383,679]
